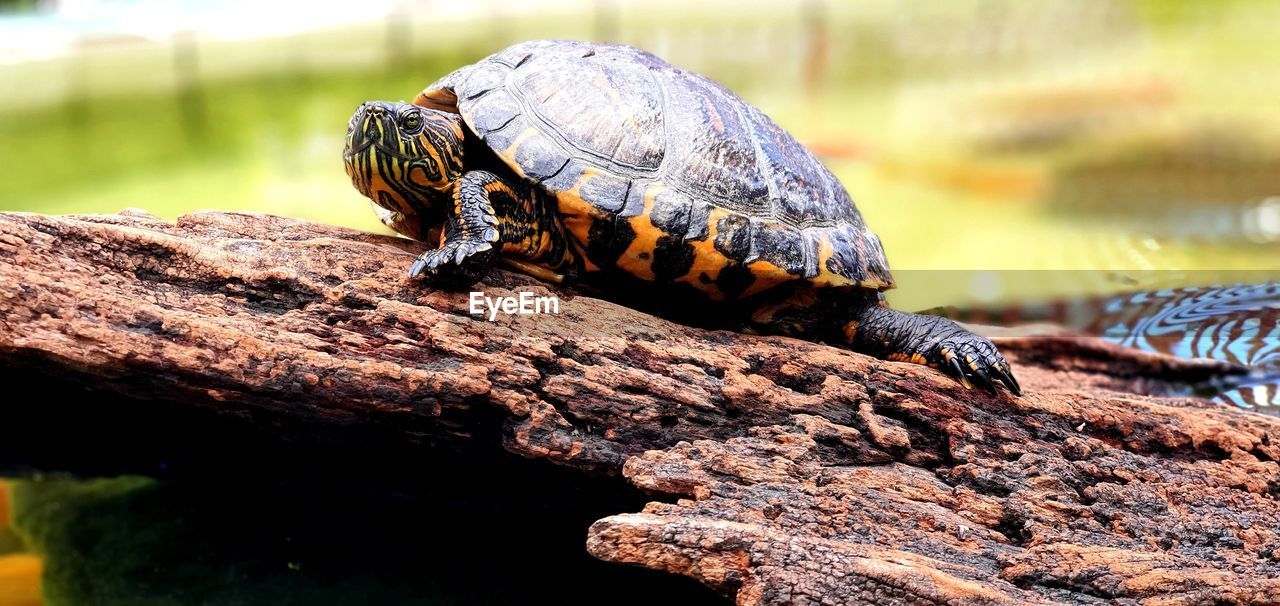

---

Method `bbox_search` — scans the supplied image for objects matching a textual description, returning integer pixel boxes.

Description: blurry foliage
[9,476,451,605]
[0,532,21,557]
[0,0,39,13]
[7,475,720,606]
[0,481,23,556]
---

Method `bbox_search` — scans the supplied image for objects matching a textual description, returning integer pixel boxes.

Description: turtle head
[343,101,465,215]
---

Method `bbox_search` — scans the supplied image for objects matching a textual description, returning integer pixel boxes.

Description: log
[1,210,1277,605]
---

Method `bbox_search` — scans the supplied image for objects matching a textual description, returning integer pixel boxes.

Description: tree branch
[1,210,1276,605]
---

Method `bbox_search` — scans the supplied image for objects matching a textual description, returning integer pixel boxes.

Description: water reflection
[1092,283,1280,366]
[1089,283,1280,410]
[949,282,1280,412]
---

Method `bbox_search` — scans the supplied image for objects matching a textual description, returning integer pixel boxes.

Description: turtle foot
[408,237,498,288]
[929,331,1021,396]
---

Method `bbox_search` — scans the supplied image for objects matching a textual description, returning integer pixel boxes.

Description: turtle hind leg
[838,291,1021,396]
[746,283,835,341]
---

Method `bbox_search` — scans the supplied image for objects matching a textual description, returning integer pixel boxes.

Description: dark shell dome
[416,40,893,291]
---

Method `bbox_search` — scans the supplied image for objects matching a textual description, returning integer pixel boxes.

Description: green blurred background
[2,0,1278,311]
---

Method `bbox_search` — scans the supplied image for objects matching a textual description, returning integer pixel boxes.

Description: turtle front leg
[408,170,503,286]
[409,169,568,287]
[842,293,1021,395]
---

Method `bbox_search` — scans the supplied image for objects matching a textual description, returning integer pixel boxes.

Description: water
[948,282,1280,413]
[1094,283,1280,410]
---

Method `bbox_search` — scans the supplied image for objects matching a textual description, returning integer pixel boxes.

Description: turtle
[342,39,1020,395]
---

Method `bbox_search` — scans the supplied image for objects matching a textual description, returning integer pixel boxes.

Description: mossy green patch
[0,480,22,556]
[8,475,719,606]
[0,530,22,556]
[9,476,488,606]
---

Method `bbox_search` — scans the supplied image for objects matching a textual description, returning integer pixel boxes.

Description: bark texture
[1,210,1277,605]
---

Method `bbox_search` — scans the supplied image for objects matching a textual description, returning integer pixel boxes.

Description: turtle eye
[401,111,423,134]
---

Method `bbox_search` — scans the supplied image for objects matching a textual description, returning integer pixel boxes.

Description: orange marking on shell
[615,183,665,282]
[809,237,856,288]
[554,168,606,273]
[741,257,794,299]
[674,207,734,301]
[805,233,893,291]
[413,87,459,112]
[499,128,542,174]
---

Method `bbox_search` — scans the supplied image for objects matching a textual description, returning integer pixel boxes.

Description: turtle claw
[946,357,972,389]
[995,367,1022,396]
[408,238,497,287]
[409,257,428,278]
[971,367,998,395]
[925,332,1020,396]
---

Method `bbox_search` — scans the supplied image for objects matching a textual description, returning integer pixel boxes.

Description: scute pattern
[752,110,848,224]
[663,69,771,213]
[417,39,894,295]
[513,45,666,172]
[751,220,808,276]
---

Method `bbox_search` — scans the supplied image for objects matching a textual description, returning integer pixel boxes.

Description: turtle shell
[416,40,893,298]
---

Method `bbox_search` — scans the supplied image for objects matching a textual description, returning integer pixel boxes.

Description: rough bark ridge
[1,210,1277,605]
